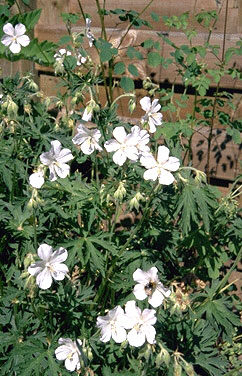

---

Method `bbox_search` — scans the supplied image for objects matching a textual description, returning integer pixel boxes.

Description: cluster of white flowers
[29,95,180,188]
[96,267,170,347]
[54,48,87,67]
[1,23,30,54]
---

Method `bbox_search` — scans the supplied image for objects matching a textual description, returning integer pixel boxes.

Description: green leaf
[128,63,139,76]
[85,238,105,276]
[141,39,154,49]
[147,51,161,67]
[120,76,134,92]
[226,127,241,144]
[114,61,126,75]
[61,12,79,24]
[150,11,159,22]
[58,35,72,45]
[63,55,77,70]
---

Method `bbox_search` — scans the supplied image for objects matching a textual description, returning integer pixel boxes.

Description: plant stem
[206,0,228,183]
[117,0,155,49]
[94,183,160,306]
[95,0,107,40]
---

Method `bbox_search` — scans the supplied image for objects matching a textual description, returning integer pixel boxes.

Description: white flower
[104,126,139,166]
[140,145,180,185]
[82,107,93,122]
[140,96,163,133]
[85,18,94,47]
[72,123,103,155]
[124,300,157,347]
[54,48,72,62]
[76,52,87,66]
[1,23,30,54]
[28,243,69,290]
[130,125,150,157]
[96,306,127,343]
[55,338,82,372]
[40,140,74,181]
[29,170,45,189]
[133,267,171,308]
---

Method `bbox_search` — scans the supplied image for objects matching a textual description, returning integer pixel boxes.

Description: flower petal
[158,169,175,185]
[143,167,158,181]
[39,151,52,166]
[51,140,62,155]
[15,23,26,36]
[144,324,156,344]
[162,157,180,172]
[148,290,164,308]
[147,267,158,281]
[1,35,13,47]
[17,34,30,47]
[37,243,53,260]
[133,284,147,300]
[100,325,112,343]
[112,149,127,166]
[36,268,52,289]
[57,148,74,163]
[28,261,44,276]
[140,96,151,112]
[9,41,21,54]
[113,126,127,143]
[3,23,14,36]
[81,140,95,155]
[142,309,157,326]
[55,345,72,360]
[157,145,170,164]
[52,263,69,280]
[65,353,79,372]
[133,268,149,284]
[54,163,70,179]
[127,328,146,347]
[50,247,68,263]
[150,99,161,113]
[112,326,127,343]
[82,108,92,121]
[140,154,157,169]
[29,172,45,188]
[49,164,57,181]
[104,139,120,153]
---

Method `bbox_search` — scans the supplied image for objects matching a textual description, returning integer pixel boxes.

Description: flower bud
[156,344,170,367]
[28,79,39,92]
[129,192,145,211]
[3,95,18,117]
[24,104,32,115]
[24,253,35,269]
[184,362,195,376]
[114,181,126,201]
[173,362,182,376]
[128,97,136,113]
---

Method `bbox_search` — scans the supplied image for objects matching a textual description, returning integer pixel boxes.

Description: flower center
[145,280,157,296]
[45,262,54,272]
